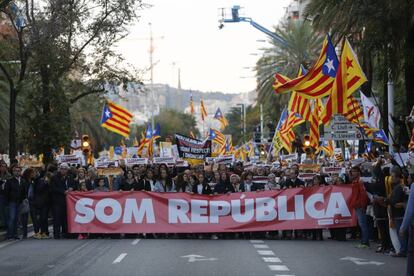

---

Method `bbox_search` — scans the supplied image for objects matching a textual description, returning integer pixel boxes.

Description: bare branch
[69,87,105,104]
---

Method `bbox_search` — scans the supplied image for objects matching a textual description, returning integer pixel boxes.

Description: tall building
[284,0,310,21]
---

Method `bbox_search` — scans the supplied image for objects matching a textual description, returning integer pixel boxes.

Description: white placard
[125,158,148,167]
[58,154,81,165]
[154,157,176,165]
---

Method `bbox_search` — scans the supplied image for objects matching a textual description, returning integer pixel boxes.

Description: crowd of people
[0,154,413,274]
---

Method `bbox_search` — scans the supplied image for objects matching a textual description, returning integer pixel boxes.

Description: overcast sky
[116,0,291,94]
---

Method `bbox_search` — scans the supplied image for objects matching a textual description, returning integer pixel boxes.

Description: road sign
[325,115,357,132]
[323,131,363,140]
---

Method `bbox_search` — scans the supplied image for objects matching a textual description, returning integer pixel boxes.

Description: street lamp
[236,103,246,142]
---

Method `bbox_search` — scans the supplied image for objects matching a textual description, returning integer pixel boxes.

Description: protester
[143,168,156,191]
[0,160,10,230]
[95,178,109,192]
[5,165,28,240]
[195,173,212,195]
[51,163,75,239]
[390,169,409,256]
[21,168,41,239]
[154,168,176,192]
[214,171,233,194]
[349,166,370,248]
[33,172,52,239]
[119,170,137,191]
[400,173,414,275]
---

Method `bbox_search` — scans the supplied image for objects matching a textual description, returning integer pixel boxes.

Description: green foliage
[225,105,260,145]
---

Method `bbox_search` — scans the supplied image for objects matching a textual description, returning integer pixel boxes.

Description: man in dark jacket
[5,165,28,240]
[0,160,10,230]
[51,163,76,239]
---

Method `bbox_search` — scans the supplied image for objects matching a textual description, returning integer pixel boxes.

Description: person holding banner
[143,168,156,191]
[119,170,137,191]
[185,175,198,193]
[214,171,233,194]
[51,163,75,239]
[154,168,176,192]
[195,173,212,195]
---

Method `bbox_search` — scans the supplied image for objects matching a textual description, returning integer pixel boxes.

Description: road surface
[0,236,405,276]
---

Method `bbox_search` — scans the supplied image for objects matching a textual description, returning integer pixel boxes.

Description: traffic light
[303,134,311,148]
[81,135,91,155]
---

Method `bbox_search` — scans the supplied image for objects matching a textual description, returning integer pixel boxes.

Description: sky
[116,0,291,94]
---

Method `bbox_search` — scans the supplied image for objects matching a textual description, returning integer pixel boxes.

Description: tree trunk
[361,48,372,97]
[40,66,53,164]
[8,88,17,161]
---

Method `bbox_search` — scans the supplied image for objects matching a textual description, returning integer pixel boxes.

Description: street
[0,236,405,276]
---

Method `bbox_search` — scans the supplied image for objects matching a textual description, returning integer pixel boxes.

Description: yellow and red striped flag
[189,93,195,116]
[273,35,339,99]
[408,129,414,150]
[321,39,367,122]
[309,99,323,148]
[285,65,312,121]
[318,140,334,157]
[200,99,208,121]
[101,101,133,137]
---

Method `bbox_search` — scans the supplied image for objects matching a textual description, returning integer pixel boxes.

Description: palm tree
[255,20,323,121]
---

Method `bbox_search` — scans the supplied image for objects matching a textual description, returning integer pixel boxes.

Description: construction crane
[218,5,289,48]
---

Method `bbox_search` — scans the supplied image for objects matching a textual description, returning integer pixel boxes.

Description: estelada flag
[214,107,229,130]
[101,101,133,138]
[273,35,339,99]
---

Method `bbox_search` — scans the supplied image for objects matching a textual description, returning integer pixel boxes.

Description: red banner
[66,185,357,233]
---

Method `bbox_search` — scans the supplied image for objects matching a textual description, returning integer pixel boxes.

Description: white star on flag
[325,58,335,73]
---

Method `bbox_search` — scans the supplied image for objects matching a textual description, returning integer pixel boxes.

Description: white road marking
[254,244,269,249]
[262,257,281,263]
[257,250,275,256]
[268,265,290,271]
[340,256,384,266]
[250,240,264,243]
[131,239,141,245]
[113,253,127,264]
[181,254,217,262]
[274,275,295,276]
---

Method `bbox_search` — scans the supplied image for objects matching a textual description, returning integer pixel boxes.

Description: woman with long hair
[154,168,176,192]
[119,170,136,192]
[195,173,212,195]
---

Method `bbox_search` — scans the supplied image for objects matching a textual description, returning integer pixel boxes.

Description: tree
[255,20,323,122]
[225,105,260,145]
[0,0,146,163]
[0,4,30,160]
